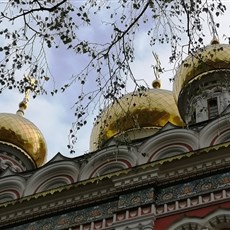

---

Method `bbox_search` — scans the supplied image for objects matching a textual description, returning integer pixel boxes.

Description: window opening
[208,97,218,119]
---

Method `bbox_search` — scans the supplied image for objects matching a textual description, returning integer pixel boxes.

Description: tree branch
[105,0,150,56]
[181,0,191,52]
[3,0,67,21]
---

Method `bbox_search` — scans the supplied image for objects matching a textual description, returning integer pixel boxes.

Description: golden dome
[174,43,230,102]
[90,88,184,151]
[0,113,47,167]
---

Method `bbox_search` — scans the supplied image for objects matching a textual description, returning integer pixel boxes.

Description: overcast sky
[0,1,230,162]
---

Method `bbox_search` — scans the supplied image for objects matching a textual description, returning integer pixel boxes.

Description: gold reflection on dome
[90,88,184,151]
[174,43,230,102]
[0,113,47,167]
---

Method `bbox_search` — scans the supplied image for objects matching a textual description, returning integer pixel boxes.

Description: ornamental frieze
[157,171,230,204]
[7,187,156,230]
[9,201,118,230]
[118,187,155,210]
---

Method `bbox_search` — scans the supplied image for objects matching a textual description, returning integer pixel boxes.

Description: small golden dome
[174,43,230,102]
[90,88,184,151]
[0,113,47,167]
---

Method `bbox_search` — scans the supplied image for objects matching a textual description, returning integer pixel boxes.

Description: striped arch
[200,115,230,148]
[138,129,198,164]
[148,143,193,162]
[168,218,206,230]
[0,153,26,172]
[210,128,230,146]
[208,213,230,229]
[79,145,136,180]
[174,222,204,230]
[89,159,132,178]
[0,189,20,203]
[0,176,25,203]
[33,174,74,193]
[25,160,79,196]
[168,209,230,230]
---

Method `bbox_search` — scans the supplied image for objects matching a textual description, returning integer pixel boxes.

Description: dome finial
[152,52,162,88]
[152,79,161,88]
[208,9,219,45]
[16,76,37,116]
[210,35,220,45]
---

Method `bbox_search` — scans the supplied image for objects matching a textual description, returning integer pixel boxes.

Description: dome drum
[177,69,230,124]
[0,142,36,172]
[174,44,230,104]
[174,43,230,125]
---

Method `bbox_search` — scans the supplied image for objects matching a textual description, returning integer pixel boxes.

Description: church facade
[1,40,230,229]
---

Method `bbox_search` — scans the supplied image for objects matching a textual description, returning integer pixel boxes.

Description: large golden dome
[174,43,230,102]
[0,113,47,167]
[90,88,184,151]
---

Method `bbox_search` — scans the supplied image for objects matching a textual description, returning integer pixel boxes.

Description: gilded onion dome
[174,41,230,104]
[0,113,47,167]
[90,84,184,151]
[0,78,47,168]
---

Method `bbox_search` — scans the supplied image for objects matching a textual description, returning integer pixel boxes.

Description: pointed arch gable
[79,145,136,180]
[200,115,230,147]
[139,129,198,164]
[25,161,79,196]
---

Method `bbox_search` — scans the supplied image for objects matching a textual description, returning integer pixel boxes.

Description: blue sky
[0,1,230,162]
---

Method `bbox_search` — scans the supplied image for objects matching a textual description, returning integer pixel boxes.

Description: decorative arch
[210,128,230,146]
[200,115,230,147]
[89,159,131,178]
[0,142,36,171]
[168,218,206,230]
[33,174,74,193]
[79,145,136,180]
[208,213,230,229]
[168,209,230,230]
[0,176,25,203]
[138,129,198,164]
[0,152,26,172]
[174,222,204,230]
[148,142,193,162]
[25,160,79,196]
[0,189,20,203]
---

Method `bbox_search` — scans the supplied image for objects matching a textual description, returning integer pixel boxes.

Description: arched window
[208,97,218,119]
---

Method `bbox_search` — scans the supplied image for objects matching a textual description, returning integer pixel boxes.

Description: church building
[0,39,230,229]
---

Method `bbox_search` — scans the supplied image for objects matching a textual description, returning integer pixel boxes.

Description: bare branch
[104,0,151,56]
[2,0,67,21]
